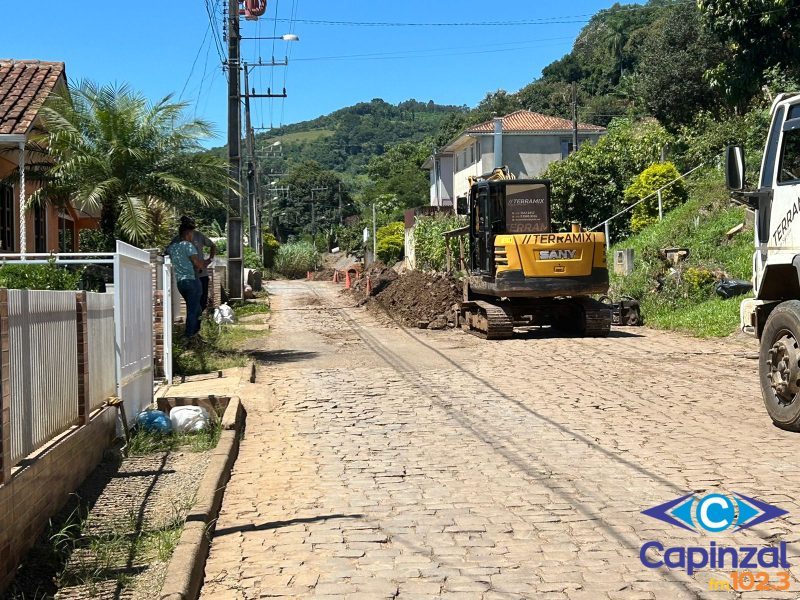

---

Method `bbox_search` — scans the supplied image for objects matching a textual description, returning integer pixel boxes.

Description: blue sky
[4,0,645,144]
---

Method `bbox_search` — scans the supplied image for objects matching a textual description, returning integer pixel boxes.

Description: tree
[363,141,430,213]
[542,118,672,239]
[637,2,727,128]
[278,160,350,240]
[698,0,800,108]
[36,81,234,249]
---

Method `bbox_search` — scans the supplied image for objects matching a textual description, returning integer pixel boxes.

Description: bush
[262,233,280,268]
[243,246,263,270]
[413,213,468,271]
[274,241,320,279]
[676,110,770,178]
[625,162,688,233]
[79,229,114,252]
[0,259,83,290]
[334,223,366,255]
[376,221,405,264]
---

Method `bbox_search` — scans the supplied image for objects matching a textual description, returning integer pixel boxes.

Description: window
[0,184,13,252]
[475,141,481,157]
[779,128,800,184]
[58,215,74,252]
[762,106,786,188]
[468,145,474,165]
[560,140,574,159]
[33,204,46,253]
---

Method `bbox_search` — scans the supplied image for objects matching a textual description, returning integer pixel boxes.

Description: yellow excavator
[456,170,612,339]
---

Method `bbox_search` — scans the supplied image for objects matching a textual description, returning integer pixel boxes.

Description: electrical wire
[279,0,300,128]
[179,20,212,101]
[270,1,695,28]
[292,36,575,63]
[204,0,226,64]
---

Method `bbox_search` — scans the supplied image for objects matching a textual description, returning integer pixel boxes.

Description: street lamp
[241,33,300,41]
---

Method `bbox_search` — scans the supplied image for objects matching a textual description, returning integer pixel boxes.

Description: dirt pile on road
[349,265,461,329]
[311,268,336,281]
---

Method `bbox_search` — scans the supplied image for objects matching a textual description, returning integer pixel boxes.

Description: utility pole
[310,186,328,248]
[226,0,243,300]
[571,81,579,155]
[243,63,259,256]
[372,203,377,262]
[338,182,343,225]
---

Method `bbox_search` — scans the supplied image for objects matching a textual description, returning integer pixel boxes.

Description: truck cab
[727,92,800,429]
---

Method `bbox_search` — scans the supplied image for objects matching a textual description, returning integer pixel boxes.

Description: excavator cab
[468,179,551,275]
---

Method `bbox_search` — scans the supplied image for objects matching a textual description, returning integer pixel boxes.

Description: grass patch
[639,296,743,338]
[173,317,263,376]
[232,299,270,318]
[610,168,753,337]
[128,418,222,455]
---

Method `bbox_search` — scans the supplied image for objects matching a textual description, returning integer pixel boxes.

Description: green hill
[246,98,465,177]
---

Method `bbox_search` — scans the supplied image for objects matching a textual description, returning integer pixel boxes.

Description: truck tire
[759,300,800,430]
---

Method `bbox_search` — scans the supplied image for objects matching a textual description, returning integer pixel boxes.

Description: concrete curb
[160,397,246,600]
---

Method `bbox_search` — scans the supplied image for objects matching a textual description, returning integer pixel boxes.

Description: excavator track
[580,297,612,337]
[459,301,514,340]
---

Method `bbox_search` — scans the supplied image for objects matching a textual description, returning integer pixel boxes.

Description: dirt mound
[348,265,461,330]
[311,268,335,281]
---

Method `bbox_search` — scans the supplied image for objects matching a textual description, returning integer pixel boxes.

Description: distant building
[0,59,99,253]
[423,110,606,207]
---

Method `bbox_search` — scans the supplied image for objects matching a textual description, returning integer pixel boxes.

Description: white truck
[727,93,800,430]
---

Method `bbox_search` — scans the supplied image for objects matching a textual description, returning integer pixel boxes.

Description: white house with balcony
[423,110,606,207]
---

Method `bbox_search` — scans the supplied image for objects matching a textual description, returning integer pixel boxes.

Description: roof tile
[467,109,606,134]
[0,59,65,136]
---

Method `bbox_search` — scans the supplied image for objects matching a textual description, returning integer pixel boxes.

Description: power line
[293,39,574,63]
[281,0,300,127]
[270,2,694,28]
[204,0,226,63]
[179,19,212,100]
[292,36,574,63]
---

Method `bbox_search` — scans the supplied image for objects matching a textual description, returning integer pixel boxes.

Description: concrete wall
[0,408,116,592]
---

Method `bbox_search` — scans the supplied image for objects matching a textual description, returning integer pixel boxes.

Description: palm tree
[35,81,235,248]
[603,17,629,79]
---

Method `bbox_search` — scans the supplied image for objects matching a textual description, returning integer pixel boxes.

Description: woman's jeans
[177,278,202,337]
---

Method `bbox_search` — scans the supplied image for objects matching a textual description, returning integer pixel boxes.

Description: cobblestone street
[200,281,800,599]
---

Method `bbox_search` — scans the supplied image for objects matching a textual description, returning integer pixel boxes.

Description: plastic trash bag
[136,409,172,433]
[169,405,210,433]
[214,302,235,325]
[714,279,753,299]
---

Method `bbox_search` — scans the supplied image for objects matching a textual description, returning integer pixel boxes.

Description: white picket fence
[7,290,79,465]
[0,241,170,472]
[86,292,117,411]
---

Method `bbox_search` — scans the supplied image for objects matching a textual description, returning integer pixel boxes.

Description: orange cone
[345,271,352,289]
[307,271,312,280]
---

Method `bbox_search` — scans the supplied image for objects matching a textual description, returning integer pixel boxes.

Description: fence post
[75,291,89,426]
[153,290,164,379]
[0,289,10,484]
[658,189,663,220]
[604,221,611,252]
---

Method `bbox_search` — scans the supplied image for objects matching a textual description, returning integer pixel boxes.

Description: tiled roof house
[0,60,97,253]
[423,110,606,207]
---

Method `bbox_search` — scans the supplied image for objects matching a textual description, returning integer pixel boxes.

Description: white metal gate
[114,241,154,421]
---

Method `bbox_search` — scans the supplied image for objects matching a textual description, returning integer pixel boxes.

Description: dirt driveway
[200,281,800,600]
